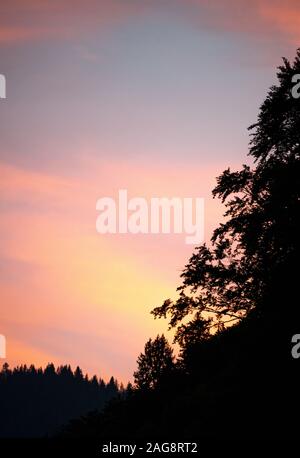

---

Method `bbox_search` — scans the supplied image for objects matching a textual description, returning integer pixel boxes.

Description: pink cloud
[188,0,300,45]
[0,0,150,45]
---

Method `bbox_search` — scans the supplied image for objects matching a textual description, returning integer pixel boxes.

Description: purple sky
[0,0,299,382]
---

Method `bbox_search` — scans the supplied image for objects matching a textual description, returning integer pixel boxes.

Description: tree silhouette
[54,49,300,443]
[4,49,300,444]
[0,363,121,437]
[133,335,174,390]
[152,50,300,349]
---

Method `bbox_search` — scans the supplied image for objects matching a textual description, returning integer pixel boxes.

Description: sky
[0,0,299,382]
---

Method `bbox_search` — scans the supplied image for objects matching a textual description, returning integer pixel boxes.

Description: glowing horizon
[0,0,299,382]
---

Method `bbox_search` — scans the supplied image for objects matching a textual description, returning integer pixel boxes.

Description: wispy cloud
[2,0,299,46]
[183,0,300,45]
[0,0,150,45]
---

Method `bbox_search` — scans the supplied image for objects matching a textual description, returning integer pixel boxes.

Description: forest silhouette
[1,49,300,442]
[0,363,124,437]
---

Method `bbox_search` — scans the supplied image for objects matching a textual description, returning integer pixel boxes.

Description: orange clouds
[0,26,41,44]
[0,162,76,198]
[258,1,300,44]
[178,0,300,49]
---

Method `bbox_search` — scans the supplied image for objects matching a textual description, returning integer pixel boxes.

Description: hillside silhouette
[0,363,123,437]
[61,49,300,441]
[1,49,300,443]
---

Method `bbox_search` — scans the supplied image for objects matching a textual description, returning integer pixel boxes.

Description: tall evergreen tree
[134,335,174,390]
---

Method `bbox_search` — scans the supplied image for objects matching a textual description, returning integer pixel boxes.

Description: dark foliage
[0,362,121,437]
[3,49,300,442]
[152,49,300,349]
[133,335,175,390]
[61,50,300,441]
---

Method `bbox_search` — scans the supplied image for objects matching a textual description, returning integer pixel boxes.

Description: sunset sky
[0,0,299,382]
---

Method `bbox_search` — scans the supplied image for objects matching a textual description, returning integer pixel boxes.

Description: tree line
[0,362,130,437]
